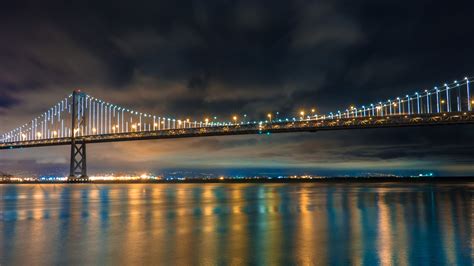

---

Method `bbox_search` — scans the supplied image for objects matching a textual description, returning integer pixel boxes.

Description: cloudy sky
[1,0,473,176]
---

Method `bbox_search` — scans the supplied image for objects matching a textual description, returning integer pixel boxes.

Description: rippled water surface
[0,183,472,265]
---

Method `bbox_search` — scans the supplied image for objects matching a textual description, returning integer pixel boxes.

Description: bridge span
[1,77,473,180]
[1,111,473,150]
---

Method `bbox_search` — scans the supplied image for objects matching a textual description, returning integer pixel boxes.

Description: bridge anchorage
[68,90,88,181]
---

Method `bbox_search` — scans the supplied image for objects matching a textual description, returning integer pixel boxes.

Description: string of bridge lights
[310,77,472,120]
[1,76,472,143]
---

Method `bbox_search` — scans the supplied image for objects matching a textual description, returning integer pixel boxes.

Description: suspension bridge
[1,77,473,180]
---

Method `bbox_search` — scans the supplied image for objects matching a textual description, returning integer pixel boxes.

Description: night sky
[1,0,473,176]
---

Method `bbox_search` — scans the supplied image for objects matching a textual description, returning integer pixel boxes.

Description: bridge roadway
[1,111,473,150]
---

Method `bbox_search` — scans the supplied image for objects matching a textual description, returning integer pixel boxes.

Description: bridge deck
[1,112,473,150]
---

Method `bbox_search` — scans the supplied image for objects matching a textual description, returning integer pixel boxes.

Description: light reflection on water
[0,183,472,265]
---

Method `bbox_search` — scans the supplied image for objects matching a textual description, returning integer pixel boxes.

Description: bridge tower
[68,90,88,181]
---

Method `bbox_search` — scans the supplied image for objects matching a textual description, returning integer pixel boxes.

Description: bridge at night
[1,77,473,180]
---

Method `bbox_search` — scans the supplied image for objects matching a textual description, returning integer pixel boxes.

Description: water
[0,183,472,265]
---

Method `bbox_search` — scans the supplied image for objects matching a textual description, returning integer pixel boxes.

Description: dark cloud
[0,92,20,110]
[0,0,473,175]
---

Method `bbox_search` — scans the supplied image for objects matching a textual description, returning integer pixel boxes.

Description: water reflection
[0,183,472,265]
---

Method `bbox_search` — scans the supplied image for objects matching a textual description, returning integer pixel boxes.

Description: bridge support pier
[67,90,88,182]
[69,140,88,181]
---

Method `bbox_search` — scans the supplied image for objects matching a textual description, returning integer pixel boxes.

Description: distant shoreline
[0,177,472,184]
